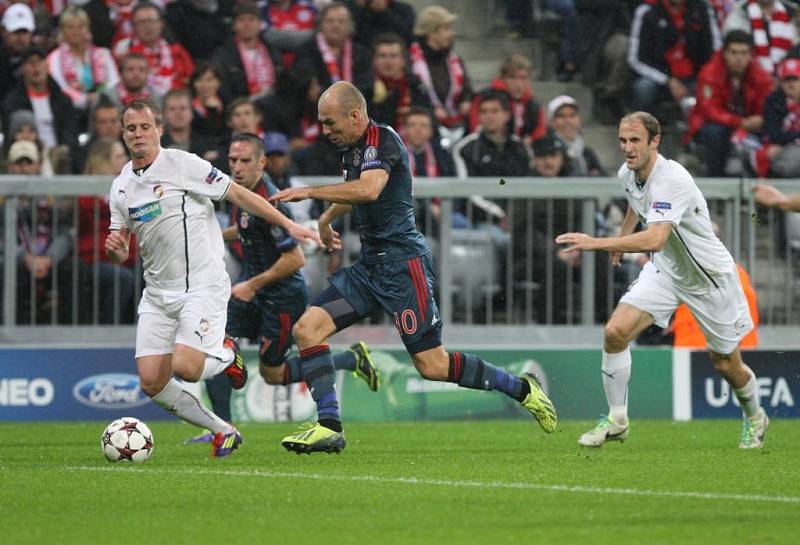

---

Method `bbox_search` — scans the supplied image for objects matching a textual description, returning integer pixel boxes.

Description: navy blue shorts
[226,294,307,366]
[324,253,443,354]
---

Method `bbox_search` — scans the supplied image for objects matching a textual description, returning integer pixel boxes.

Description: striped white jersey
[618,154,734,293]
[109,148,231,293]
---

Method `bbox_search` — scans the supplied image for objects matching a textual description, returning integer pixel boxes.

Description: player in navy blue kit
[272,82,557,453]
[185,133,381,443]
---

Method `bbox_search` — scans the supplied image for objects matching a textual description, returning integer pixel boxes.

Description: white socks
[152,378,232,433]
[199,346,234,380]
[734,367,761,418]
[602,348,631,423]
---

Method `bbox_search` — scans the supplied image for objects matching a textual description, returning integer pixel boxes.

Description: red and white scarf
[747,0,795,74]
[128,38,176,95]
[406,142,439,177]
[115,82,151,106]
[108,0,135,48]
[661,0,694,79]
[316,33,352,82]
[57,43,108,92]
[409,42,464,127]
[237,38,276,97]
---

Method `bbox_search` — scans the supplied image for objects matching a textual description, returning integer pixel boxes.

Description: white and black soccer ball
[101,417,154,463]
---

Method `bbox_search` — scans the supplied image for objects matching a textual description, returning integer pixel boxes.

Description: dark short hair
[227,97,258,122]
[233,0,261,20]
[406,105,435,124]
[132,1,163,20]
[724,29,754,50]
[620,111,661,143]
[230,132,265,158]
[372,31,406,51]
[121,99,162,126]
[478,90,511,112]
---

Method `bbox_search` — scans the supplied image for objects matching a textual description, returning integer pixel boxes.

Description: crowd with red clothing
[4,0,800,326]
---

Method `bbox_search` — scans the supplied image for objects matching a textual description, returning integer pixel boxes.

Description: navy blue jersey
[230,176,306,300]
[342,121,429,264]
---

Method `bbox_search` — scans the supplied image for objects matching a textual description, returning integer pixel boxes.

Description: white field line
[65,465,800,505]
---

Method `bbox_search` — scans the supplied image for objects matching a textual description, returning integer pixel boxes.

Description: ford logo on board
[73,373,149,409]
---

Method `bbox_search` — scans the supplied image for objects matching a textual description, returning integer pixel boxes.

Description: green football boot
[520,372,557,433]
[281,422,346,454]
[350,341,380,391]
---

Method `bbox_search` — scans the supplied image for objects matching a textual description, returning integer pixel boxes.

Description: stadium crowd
[0,0,795,331]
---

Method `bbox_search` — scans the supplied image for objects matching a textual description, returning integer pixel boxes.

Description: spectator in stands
[402,106,460,232]
[3,109,56,176]
[685,30,774,177]
[261,0,317,63]
[0,2,34,103]
[258,70,322,150]
[82,0,136,50]
[761,57,800,176]
[541,0,580,81]
[8,140,76,324]
[470,53,546,148]
[165,0,226,61]
[453,90,530,227]
[724,0,798,75]
[213,97,264,168]
[628,0,720,115]
[410,5,473,140]
[2,46,80,173]
[79,98,122,172]
[547,95,607,176]
[404,105,454,178]
[113,2,195,97]
[293,2,372,91]
[577,1,637,123]
[362,32,430,130]
[78,137,136,324]
[262,131,320,223]
[189,61,227,148]
[161,88,216,160]
[349,0,415,46]
[47,6,119,131]
[211,1,283,102]
[107,53,159,107]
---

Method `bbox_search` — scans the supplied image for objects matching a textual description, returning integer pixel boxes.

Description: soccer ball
[101,417,154,463]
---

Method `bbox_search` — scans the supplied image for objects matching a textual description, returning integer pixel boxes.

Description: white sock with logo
[151,378,232,433]
[733,366,760,418]
[603,348,631,423]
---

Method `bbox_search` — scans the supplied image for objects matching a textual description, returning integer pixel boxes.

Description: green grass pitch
[2,419,799,545]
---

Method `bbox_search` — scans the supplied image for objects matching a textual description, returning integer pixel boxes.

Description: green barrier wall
[226,347,673,422]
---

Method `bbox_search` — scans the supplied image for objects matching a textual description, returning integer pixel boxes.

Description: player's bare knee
[292,318,319,347]
[139,375,167,398]
[412,356,446,381]
[260,364,284,385]
[604,322,630,351]
[709,351,734,374]
[171,354,202,383]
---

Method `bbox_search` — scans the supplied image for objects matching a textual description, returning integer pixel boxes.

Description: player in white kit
[104,99,321,457]
[556,112,769,449]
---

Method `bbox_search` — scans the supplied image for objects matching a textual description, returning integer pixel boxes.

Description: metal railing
[1,175,799,344]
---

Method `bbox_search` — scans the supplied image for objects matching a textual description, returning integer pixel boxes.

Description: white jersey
[110,148,231,293]
[618,155,734,293]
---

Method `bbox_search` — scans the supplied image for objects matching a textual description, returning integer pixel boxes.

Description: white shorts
[620,261,753,354]
[135,278,231,359]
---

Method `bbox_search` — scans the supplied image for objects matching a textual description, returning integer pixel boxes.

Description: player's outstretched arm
[272,170,389,205]
[317,204,351,251]
[557,222,672,254]
[752,183,800,211]
[226,182,322,246]
[105,227,130,264]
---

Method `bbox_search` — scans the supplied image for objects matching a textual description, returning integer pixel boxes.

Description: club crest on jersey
[205,167,223,185]
[364,146,378,161]
[152,184,164,199]
[240,212,250,229]
[270,225,286,240]
[128,201,162,222]
[352,149,361,166]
